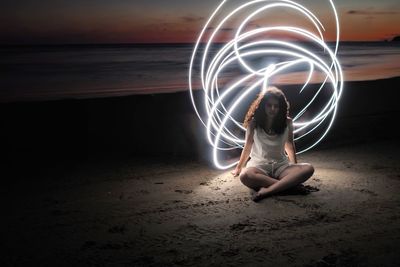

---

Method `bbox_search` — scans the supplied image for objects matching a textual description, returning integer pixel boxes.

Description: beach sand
[3,139,400,266]
[2,77,400,266]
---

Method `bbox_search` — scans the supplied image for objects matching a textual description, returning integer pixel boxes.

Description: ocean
[1,42,399,102]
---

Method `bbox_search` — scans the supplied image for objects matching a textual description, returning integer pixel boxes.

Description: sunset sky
[1,0,399,44]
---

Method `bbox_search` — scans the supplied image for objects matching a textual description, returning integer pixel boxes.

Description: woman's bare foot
[252,187,271,202]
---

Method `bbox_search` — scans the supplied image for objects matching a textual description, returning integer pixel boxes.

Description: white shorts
[246,158,291,178]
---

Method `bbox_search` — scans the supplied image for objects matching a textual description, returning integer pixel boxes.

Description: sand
[2,77,400,266]
[3,139,400,266]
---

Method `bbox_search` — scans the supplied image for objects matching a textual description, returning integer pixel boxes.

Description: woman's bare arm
[285,118,297,164]
[232,120,255,176]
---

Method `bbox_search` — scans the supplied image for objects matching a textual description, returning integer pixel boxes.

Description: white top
[249,126,289,164]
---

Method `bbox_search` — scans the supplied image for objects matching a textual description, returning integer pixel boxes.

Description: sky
[0,0,399,44]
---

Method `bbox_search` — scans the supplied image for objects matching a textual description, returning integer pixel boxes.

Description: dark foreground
[1,77,400,266]
[2,139,400,266]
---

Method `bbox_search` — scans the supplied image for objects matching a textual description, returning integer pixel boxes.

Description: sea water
[1,42,399,102]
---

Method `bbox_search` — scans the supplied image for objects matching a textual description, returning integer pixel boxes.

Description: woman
[231,86,314,202]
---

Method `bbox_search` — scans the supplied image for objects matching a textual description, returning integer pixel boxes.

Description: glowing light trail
[189,0,344,169]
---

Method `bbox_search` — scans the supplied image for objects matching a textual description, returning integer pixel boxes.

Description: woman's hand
[231,166,242,177]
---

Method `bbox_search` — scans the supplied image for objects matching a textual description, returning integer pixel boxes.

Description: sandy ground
[3,139,400,266]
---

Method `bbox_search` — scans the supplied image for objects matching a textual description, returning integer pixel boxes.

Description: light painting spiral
[189,0,344,169]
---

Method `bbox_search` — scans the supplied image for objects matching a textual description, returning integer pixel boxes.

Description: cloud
[248,21,261,28]
[180,16,204,23]
[206,27,234,32]
[347,10,399,15]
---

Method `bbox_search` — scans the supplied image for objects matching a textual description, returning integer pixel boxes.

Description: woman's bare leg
[239,167,278,191]
[253,163,314,202]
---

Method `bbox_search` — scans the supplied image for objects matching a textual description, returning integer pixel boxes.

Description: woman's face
[264,96,280,118]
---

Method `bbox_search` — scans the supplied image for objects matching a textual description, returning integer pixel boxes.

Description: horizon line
[1,40,398,47]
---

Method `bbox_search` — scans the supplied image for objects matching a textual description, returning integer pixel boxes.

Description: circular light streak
[189,0,344,169]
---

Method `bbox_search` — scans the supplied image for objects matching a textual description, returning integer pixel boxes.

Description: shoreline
[1,77,400,169]
[1,76,399,104]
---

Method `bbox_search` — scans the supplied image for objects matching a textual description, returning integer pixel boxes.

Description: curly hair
[243,86,290,134]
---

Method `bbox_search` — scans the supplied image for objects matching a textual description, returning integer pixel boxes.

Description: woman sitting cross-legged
[231,86,314,202]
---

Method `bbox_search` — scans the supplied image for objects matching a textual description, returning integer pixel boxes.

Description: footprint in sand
[354,188,378,196]
[108,225,127,234]
[343,161,354,168]
[174,189,193,194]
